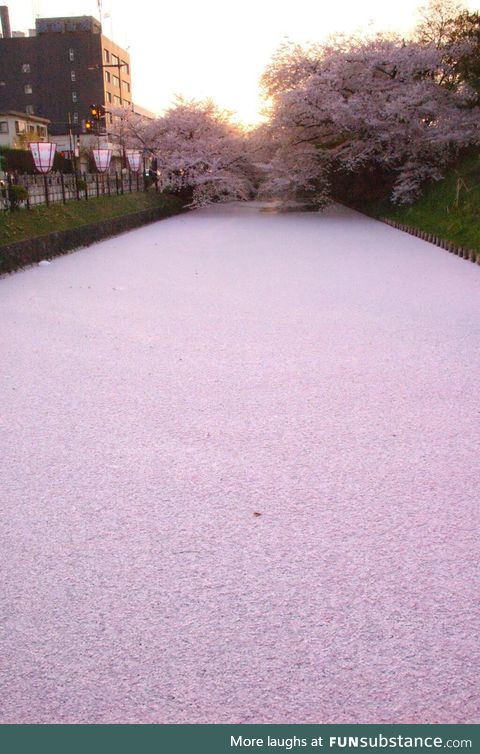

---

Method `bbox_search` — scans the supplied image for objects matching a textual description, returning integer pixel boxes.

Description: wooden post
[60,173,66,204]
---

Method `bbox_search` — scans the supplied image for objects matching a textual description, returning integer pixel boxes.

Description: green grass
[376,155,480,252]
[0,191,184,247]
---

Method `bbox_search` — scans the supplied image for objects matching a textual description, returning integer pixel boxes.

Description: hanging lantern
[92,148,112,173]
[126,149,142,173]
[29,142,56,174]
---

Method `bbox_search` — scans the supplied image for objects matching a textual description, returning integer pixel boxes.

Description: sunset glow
[10,0,480,125]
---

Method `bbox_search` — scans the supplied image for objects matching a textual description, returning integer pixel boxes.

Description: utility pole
[88,61,129,167]
[67,112,78,176]
[67,112,80,199]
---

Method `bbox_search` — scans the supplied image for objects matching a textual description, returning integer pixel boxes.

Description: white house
[0,110,50,149]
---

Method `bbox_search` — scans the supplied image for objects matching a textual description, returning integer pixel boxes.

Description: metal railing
[1,170,155,210]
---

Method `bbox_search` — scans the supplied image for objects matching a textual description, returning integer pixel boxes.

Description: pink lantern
[29,142,56,173]
[126,149,142,173]
[92,148,112,173]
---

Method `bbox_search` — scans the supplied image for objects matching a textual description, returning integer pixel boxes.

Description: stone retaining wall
[0,202,185,276]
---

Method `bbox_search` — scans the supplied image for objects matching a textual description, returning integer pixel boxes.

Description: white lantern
[126,149,142,173]
[29,142,56,173]
[92,148,112,173]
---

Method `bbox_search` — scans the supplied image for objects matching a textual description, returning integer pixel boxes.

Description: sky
[9,0,480,125]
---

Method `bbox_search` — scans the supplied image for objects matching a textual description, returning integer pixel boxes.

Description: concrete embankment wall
[0,203,186,275]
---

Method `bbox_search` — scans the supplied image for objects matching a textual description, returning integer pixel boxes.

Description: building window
[109,113,113,124]
[71,70,76,81]
[36,125,46,137]
[104,48,110,63]
[112,75,119,87]
[113,95,121,105]
[28,124,35,134]
[15,120,26,134]
[24,84,33,94]
[69,48,75,61]
[123,100,130,107]
[25,104,35,115]
[122,80,130,92]
[107,91,112,103]
[105,71,111,83]
[21,63,31,73]
[73,112,79,124]
[72,91,78,102]
[0,121,8,134]
[112,54,119,66]
[121,61,129,74]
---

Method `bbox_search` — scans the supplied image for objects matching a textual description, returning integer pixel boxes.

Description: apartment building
[0,9,132,135]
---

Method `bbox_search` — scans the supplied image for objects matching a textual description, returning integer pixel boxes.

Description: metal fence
[1,170,155,210]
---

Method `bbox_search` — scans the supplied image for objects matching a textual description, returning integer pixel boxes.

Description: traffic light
[90,104,106,120]
[85,119,95,132]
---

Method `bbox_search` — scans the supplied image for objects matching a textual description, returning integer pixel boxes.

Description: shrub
[7,184,28,210]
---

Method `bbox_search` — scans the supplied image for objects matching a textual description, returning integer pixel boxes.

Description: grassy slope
[0,191,184,247]
[377,156,480,252]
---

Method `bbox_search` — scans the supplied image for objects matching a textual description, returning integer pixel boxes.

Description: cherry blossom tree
[259,32,480,205]
[114,98,254,207]
[251,121,331,208]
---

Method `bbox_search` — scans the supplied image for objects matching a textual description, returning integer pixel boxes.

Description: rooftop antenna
[103,10,113,38]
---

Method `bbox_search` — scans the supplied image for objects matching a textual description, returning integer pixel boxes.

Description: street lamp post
[29,142,56,207]
[126,149,142,191]
[92,147,112,195]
